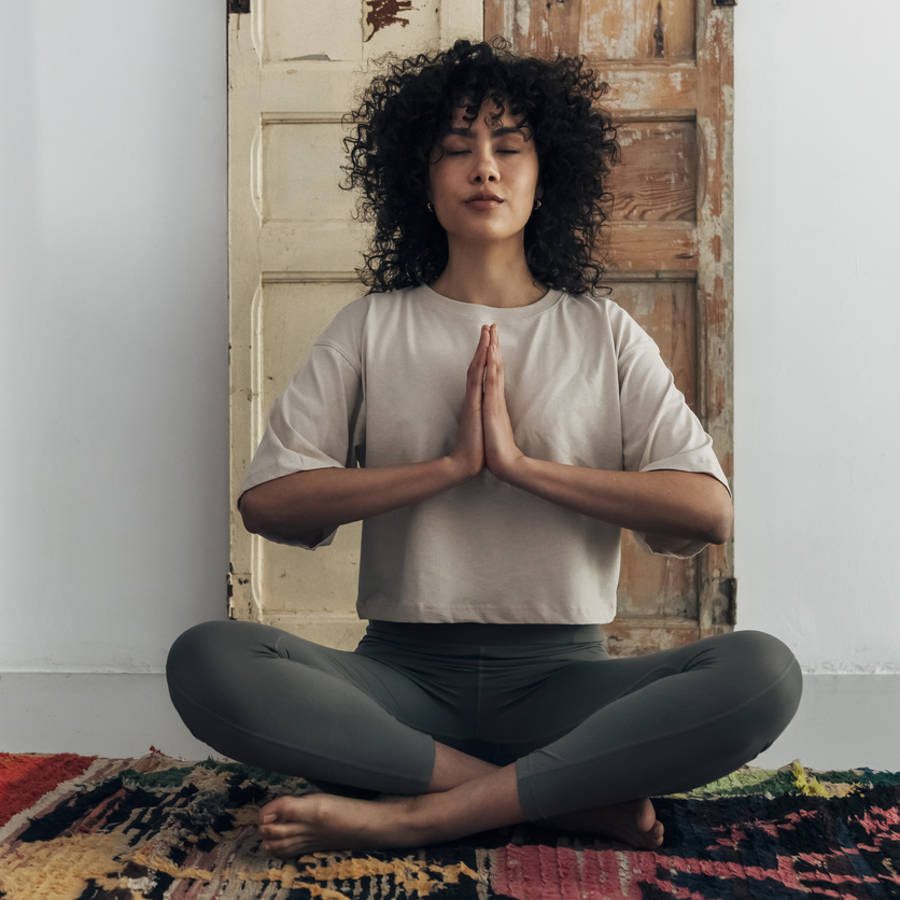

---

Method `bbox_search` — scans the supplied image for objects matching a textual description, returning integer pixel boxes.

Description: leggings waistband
[365,619,606,647]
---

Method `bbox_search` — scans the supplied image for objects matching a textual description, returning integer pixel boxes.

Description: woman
[165,38,802,857]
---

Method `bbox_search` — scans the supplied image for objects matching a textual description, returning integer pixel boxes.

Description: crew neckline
[416,282,564,319]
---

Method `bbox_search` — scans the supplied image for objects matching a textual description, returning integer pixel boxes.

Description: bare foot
[540,797,664,849]
[375,791,664,850]
[257,792,419,858]
[256,791,663,858]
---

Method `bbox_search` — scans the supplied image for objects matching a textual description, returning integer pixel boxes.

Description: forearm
[239,455,468,542]
[504,456,732,544]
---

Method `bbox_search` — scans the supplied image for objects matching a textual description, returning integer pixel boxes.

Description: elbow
[705,499,733,545]
[238,492,263,535]
[237,490,324,547]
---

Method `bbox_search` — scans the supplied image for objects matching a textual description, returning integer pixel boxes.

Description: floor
[1,672,898,772]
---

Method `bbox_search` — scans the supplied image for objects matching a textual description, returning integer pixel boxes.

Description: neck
[429,237,547,308]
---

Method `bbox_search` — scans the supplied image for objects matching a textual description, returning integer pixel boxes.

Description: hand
[447,324,490,480]
[483,324,525,479]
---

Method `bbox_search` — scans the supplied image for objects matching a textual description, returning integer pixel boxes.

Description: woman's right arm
[239,456,469,544]
[240,323,491,545]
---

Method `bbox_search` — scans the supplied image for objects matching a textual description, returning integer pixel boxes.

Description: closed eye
[443,149,521,155]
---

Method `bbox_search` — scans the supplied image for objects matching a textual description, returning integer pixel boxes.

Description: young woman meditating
[166,38,802,857]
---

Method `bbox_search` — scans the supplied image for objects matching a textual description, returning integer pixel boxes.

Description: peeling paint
[364,0,413,42]
[588,0,696,59]
[515,0,530,38]
[653,2,664,57]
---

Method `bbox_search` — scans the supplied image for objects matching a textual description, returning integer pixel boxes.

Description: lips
[466,194,503,203]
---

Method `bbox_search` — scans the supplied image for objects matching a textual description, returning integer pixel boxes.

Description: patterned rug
[0,746,897,899]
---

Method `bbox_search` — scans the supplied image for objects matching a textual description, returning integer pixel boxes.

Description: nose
[470,147,500,184]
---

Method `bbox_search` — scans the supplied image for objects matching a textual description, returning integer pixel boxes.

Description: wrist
[495,451,530,487]
[442,454,478,485]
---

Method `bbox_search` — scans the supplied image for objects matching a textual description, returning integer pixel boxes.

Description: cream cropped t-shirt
[236,284,731,624]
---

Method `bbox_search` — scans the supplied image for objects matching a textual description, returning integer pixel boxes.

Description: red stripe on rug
[0,752,97,827]
[491,844,662,899]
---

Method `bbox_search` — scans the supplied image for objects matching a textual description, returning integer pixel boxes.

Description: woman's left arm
[500,459,733,545]
[481,321,733,552]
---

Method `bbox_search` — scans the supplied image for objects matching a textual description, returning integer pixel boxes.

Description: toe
[259,805,279,825]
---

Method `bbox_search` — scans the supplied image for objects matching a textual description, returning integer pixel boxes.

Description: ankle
[403,792,445,844]
[427,741,499,791]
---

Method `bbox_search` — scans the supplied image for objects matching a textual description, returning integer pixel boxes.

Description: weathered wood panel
[611,122,697,221]
[484,0,694,60]
[229,0,484,647]
[485,0,735,652]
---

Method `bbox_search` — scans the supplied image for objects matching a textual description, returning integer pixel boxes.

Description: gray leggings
[165,619,802,821]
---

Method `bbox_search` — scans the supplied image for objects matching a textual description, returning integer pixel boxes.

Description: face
[427,98,541,245]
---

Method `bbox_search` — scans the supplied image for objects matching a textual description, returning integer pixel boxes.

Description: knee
[728,629,804,732]
[165,620,234,691]
[733,628,801,675]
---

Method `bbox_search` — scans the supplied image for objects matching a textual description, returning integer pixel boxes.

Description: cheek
[510,158,539,191]
[428,168,453,203]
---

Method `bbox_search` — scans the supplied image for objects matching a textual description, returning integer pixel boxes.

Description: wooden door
[227,1,482,648]
[228,0,734,654]
[484,0,736,653]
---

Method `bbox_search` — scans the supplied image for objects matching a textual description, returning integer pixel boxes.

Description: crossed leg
[166,620,801,856]
[258,739,664,856]
[257,629,802,855]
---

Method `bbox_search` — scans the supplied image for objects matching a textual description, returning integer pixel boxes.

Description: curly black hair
[339,36,620,296]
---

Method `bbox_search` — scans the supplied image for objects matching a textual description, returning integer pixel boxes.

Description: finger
[482,344,493,391]
[485,332,503,395]
[487,329,500,371]
[475,326,491,358]
[484,352,498,393]
[470,329,484,362]
[468,328,490,374]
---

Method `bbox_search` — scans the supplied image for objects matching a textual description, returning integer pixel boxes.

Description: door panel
[485,0,735,653]
[228,1,481,648]
[228,0,734,654]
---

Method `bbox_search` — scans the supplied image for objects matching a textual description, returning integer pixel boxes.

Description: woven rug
[0,747,897,899]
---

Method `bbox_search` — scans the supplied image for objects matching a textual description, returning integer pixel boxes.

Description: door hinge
[228,0,250,14]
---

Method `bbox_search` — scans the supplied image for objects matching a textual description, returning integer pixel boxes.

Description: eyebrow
[446,126,526,137]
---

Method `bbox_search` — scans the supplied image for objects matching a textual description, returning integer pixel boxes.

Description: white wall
[1,1,897,676]
[0,0,228,672]
[734,0,900,672]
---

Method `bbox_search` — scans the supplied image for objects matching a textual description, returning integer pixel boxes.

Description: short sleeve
[236,339,365,550]
[615,306,731,559]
